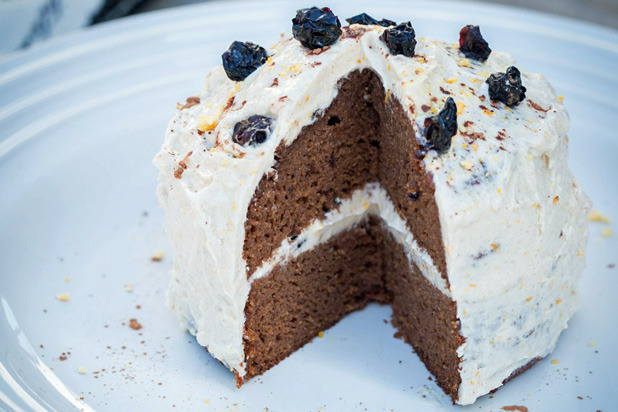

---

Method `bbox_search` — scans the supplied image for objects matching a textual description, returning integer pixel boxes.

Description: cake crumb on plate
[55,293,70,302]
[151,249,165,261]
[588,210,610,223]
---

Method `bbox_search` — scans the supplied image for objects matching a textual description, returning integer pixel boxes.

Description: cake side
[428,70,591,402]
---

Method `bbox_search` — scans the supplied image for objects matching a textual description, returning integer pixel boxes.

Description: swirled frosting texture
[154,24,590,404]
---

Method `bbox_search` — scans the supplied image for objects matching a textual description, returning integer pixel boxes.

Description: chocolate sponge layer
[244,216,388,379]
[244,69,446,279]
[243,217,463,401]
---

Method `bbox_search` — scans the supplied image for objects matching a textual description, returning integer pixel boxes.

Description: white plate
[1,1,617,411]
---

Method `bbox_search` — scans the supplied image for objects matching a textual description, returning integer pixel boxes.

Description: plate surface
[1,1,617,411]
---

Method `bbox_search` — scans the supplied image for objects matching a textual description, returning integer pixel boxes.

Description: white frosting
[249,182,449,297]
[154,24,590,405]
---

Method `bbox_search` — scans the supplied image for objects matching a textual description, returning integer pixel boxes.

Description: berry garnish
[486,66,527,107]
[346,13,395,27]
[222,41,268,81]
[423,97,458,154]
[380,22,416,57]
[292,7,342,50]
[459,25,491,62]
[232,115,273,146]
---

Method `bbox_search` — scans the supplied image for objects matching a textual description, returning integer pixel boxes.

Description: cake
[154,8,590,405]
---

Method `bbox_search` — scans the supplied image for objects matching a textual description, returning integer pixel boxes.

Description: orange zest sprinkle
[456,102,465,115]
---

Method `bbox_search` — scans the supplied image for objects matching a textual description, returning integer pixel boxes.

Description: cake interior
[242,69,463,400]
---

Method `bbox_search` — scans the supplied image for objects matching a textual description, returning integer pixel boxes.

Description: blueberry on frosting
[292,7,342,50]
[380,22,417,57]
[423,97,458,154]
[459,25,491,62]
[486,66,527,107]
[232,115,273,146]
[346,13,395,27]
[222,41,268,81]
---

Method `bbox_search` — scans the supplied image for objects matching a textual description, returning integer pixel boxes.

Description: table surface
[136,0,618,30]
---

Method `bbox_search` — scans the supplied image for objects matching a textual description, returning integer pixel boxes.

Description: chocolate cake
[154,8,590,405]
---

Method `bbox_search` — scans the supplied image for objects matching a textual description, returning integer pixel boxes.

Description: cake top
[157,8,571,283]
[164,9,565,172]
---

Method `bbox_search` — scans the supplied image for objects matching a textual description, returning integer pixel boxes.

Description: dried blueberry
[221,41,268,81]
[292,7,342,50]
[459,25,491,62]
[486,66,527,107]
[423,97,458,154]
[346,13,395,27]
[232,115,273,146]
[380,22,416,57]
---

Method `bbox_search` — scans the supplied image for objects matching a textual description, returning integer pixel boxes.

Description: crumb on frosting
[174,151,193,179]
[460,159,473,170]
[457,58,471,68]
[181,96,200,110]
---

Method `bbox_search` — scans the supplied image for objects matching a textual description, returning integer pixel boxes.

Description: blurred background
[1,0,618,55]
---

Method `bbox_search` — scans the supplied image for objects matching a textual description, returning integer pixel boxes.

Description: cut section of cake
[154,8,590,405]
